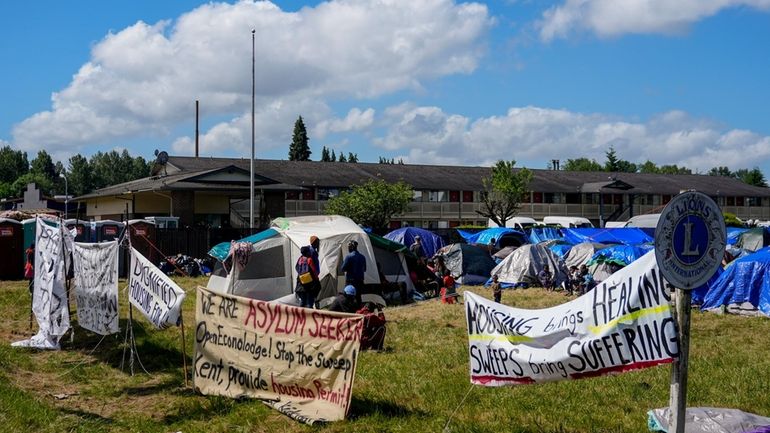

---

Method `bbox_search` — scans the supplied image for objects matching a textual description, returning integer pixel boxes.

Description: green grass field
[1,278,769,433]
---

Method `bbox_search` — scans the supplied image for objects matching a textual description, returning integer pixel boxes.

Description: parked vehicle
[542,216,594,229]
[487,217,538,231]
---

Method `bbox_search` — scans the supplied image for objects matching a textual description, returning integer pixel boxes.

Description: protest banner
[73,241,120,335]
[128,247,186,329]
[13,218,72,349]
[465,251,678,385]
[194,286,363,424]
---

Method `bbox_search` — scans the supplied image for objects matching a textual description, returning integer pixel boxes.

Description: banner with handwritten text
[12,218,72,349]
[73,241,119,335]
[465,251,678,385]
[128,247,186,328]
[194,286,363,424]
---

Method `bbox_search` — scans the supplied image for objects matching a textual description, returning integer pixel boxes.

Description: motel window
[302,190,314,200]
[727,197,735,206]
[737,197,745,206]
[463,191,474,203]
[532,192,543,204]
[429,191,447,202]
[449,191,460,202]
[413,191,424,202]
[543,193,561,204]
[748,197,762,207]
[565,193,581,204]
[286,191,299,200]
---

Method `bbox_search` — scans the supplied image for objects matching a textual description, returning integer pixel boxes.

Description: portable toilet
[96,220,124,242]
[128,219,157,264]
[0,218,24,280]
[64,218,91,242]
[21,217,58,257]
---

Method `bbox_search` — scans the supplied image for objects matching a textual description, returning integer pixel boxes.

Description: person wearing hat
[341,239,366,299]
[410,235,426,264]
[309,235,320,270]
[329,284,360,313]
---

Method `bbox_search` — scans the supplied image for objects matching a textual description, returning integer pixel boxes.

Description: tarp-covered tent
[690,266,724,306]
[563,242,609,269]
[726,227,749,247]
[206,216,379,303]
[561,228,653,245]
[701,247,770,316]
[527,227,562,244]
[491,243,569,288]
[435,243,497,285]
[384,227,445,258]
[587,244,653,282]
[733,227,770,253]
[457,227,528,249]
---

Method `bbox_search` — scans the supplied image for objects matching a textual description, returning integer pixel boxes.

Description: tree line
[561,146,767,187]
[0,146,150,199]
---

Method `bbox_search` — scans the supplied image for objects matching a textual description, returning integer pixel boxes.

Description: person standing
[410,235,426,263]
[490,274,502,303]
[341,240,367,298]
[295,246,319,308]
[309,235,320,271]
[24,242,35,330]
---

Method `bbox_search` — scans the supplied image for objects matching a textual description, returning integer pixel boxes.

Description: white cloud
[12,0,491,156]
[314,108,375,139]
[538,0,770,41]
[376,105,770,172]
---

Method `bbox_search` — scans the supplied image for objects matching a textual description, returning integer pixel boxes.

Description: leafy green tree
[321,146,332,162]
[90,150,150,189]
[67,154,94,196]
[30,150,57,185]
[477,160,533,228]
[638,160,659,173]
[11,172,53,197]
[735,167,768,187]
[324,179,413,230]
[0,182,12,198]
[288,116,311,161]
[659,164,692,175]
[0,146,28,183]
[709,166,733,177]
[563,157,603,171]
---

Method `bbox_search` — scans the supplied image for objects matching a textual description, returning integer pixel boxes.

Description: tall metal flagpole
[249,29,256,230]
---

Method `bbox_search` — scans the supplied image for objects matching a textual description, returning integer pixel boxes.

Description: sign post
[655,191,725,433]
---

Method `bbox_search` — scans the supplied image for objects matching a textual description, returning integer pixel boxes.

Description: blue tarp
[208,228,279,261]
[561,228,654,245]
[726,227,749,246]
[549,243,573,259]
[587,244,653,266]
[457,227,527,248]
[384,227,445,258]
[701,247,770,316]
[528,227,562,244]
[691,266,724,305]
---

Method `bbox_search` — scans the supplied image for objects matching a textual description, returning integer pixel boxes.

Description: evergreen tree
[321,146,331,162]
[330,149,336,162]
[709,166,734,177]
[288,116,311,161]
[348,152,358,163]
[338,153,347,163]
[735,167,768,187]
[30,150,57,186]
[68,154,93,197]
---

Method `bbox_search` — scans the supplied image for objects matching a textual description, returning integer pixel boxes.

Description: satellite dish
[156,151,169,165]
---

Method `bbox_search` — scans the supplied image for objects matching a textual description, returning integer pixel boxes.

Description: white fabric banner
[73,241,120,335]
[465,251,678,385]
[128,247,186,328]
[194,286,363,424]
[13,218,73,349]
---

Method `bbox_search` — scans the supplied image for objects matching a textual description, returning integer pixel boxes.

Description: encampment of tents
[206,215,379,303]
[435,243,497,285]
[561,228,653,246]
[491,243,569,288]
[701,247,770,316]
[563,242,609,269]
[457,227,528,249]
[384,227,445,259]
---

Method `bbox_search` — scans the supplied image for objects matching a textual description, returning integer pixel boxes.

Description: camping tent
[528,227,562,244]
[563,242,609,269]
[733,227,770,253]
[586,244,653,281]
[384,227,445,258]
[435,243,497,285]
[368,232,417,294]
[701,247,770,316]
[206,216,379,303]
[457,227,528,249]
[491,243,569,287]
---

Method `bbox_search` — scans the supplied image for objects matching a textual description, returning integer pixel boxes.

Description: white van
[542,216,594,229]
[488,216,538,231]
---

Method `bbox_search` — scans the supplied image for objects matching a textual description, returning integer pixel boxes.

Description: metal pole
[669,288,692,433]
[249,29,256,230]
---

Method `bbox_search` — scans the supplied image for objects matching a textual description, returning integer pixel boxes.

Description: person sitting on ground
[538,264,554,290]
[441,274,459,304]
[490,274,502,303]
[579,264,595,294]
[329,285,360,314]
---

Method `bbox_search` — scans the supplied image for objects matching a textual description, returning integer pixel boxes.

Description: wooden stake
[180,317,189,387]
[669,288,692,433]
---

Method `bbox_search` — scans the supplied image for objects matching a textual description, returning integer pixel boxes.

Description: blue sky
[1,0,770,175]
